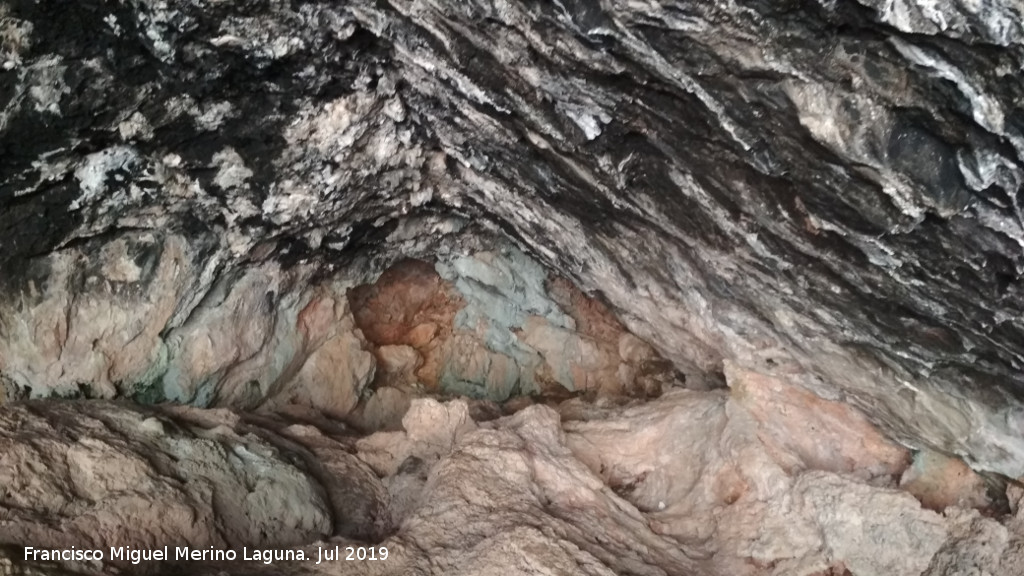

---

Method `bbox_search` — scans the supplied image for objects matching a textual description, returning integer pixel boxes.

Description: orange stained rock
[348,259,464,389]
[725,362,912,484]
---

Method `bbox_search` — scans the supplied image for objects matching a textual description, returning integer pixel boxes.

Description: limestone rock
[726,362,911,483]
[349,253,672,402]
[0,232,378,417]
[0,233,201,400]
[347,386,413,433]
[0,401,336,568]
[355,398,478,477]
[373,345,421,389]
[5,0,1024,573]
[5,393,1024,576]
[560,382,955,575]
[921,507,1023,576]
[3,0,1024,477]
[900,450,996,512]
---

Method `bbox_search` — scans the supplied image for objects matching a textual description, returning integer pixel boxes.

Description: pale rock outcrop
[355,398,478,530]
[0,232,200,400]
[394,403,707,576]
[231,394,1024,576]
[355,398,478,477]
[0,401,337,571]
[0,233,376,415]
[162,270,375,415]
[4,390,1024,576]
[557,367,1013,576]
[725,362,911,483]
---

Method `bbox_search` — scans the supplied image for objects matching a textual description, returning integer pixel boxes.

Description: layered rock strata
[2,0,1024,476]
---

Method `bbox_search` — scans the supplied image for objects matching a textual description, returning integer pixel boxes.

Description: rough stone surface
[0,401,338,570]
[349,252,673,405]
[3,0,1024,475]
[0,231,379,415]
[4,394,1021,576]
[726,362,911,483]
[0,232,204,400]
[900,449,997,513]
[4,0,1024,573]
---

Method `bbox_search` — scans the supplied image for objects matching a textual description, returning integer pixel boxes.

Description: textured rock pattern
[3,389,1022,576]
[0,401,337,570]
[348,250,673,414]
[0,230,668,441]
[349,258,464,392]
[0,232,377,415]
[2,0,1024,475]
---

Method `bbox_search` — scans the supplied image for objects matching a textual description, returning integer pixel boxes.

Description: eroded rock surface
[347,250,674,429]
[0,233,378,416]
[3,385,1021,576]
[2,0,1024,476]
[4,0,1024,574]
[0,401,365,572]
[0,230,674,441]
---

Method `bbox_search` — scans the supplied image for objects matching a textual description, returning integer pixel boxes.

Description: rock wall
[2,376,1021,576]
[3,1,1024,572]
[3,0,1024,475]
[346,247,675,430]
[0,232,672,438]
[0,231,377,414]
[0,400,387,574]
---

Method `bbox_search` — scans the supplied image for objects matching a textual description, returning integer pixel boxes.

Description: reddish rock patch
[547,276,629,343]
[547,275,671,398]
[726,362,912,484]
[348,259,464,390]
[349,261,675,407]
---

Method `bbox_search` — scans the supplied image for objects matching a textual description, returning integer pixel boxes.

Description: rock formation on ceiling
[2,0,1024,574]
